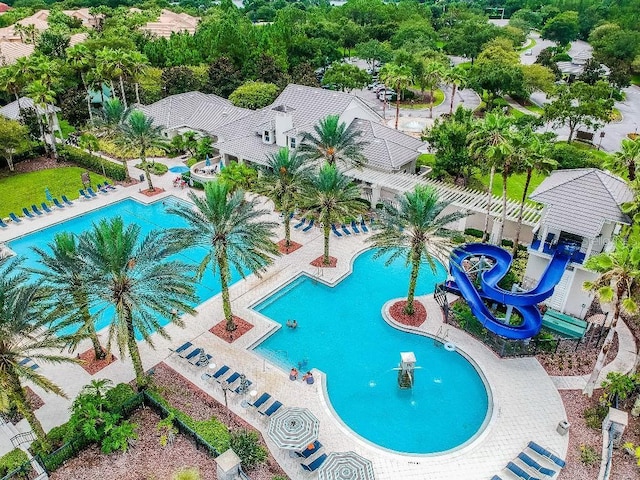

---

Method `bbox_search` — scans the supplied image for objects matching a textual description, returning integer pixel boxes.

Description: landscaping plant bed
[209,317,253,343]
[77,348,117,375]
[389,300,427,327]
[310,255,337,267]
[536,332,618,376]
[277,239,302,255]
[149,363,287,480]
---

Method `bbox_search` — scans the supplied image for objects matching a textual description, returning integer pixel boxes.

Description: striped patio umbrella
[318,451,375,480]
[267,407,319,451]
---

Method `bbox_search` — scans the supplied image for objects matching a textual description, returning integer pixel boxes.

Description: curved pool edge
[379,295,497,458]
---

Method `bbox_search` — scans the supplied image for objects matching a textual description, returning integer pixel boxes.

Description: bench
[542,309,588,339]
[576,130,594,144]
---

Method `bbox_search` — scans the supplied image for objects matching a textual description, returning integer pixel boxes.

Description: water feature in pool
[7,197,243,337]
[253,249,489,454]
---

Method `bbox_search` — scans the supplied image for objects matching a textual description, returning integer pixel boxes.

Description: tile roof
[141,9,200,38]
[0,41,34,64]
[0,97,60,121]
[529,168,633,238]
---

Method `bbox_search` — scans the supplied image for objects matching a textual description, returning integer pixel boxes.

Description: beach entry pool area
[7,197,243,337]
[253,250,490,454]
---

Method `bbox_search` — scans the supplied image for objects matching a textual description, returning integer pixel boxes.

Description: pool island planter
[389,300,427,327]
[310,255,337,268]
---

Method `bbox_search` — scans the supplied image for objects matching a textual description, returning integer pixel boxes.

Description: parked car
[525,49,533,56]
[373,84,388,94]
[367,81,381,90]
[378,90,396,101]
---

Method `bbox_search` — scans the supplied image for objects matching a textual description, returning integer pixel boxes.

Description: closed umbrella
[318,451,375,480]
[205,155,211,166]
[268,407,319,451]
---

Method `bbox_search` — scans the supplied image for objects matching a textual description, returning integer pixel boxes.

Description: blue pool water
[254,250,489,454]
[8,197,243,337]
[169,166,190,174]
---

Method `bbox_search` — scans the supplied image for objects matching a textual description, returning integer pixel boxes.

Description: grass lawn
[632,74,640,87]
[417,153,436,168]
[477,170,547,202]
[570,141,613,162]
[0,167,108,219]
[404,88,445,109]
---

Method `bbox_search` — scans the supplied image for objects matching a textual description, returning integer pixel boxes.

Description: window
[289,137,296,148]
[263,131,270,143]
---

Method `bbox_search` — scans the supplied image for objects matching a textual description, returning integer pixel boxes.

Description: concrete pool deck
[0,165,575,479]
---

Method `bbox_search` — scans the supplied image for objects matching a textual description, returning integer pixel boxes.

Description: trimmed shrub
[229,430,268,468]
[59,146,127,181]
[135,162,168,175]
[181,172,205,189]
[551,143,599,170]
[464,228,484,238]
[0,449,29,477]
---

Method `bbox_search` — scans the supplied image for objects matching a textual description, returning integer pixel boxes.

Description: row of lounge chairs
[293,218,315,232]
[173,341,212,368]
[493,441,565,480]
[1,196,76,228]
[203,364,253,395]
[331,219,372,237]
[79,182,116,200]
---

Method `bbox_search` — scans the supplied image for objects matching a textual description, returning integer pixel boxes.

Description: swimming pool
[8,197,243,337]
[169,166,190,174]
[253,249,490,454]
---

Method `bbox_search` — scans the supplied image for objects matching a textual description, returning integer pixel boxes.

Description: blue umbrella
[205,155,211,166]
[219,160,224,170]
[45,187,53,202]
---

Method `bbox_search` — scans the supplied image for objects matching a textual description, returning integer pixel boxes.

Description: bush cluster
[135,162,169,175]
[0,449,29,477]
[550,143,600,170]
[59,146,127,181]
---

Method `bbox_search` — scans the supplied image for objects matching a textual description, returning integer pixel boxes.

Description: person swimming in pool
[286,319,298,329]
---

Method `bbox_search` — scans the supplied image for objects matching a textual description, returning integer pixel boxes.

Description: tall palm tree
[0,64,27,107]
[66,44,95,126]
[118,110,168,191]
[298,115,368,169]
[30,232,106,360]
[77,217,198,388]
[302,164,367,266]
[604,138,640,182]
[511,131,557,257]
[443,65,468,115]
[258,147,310,248]
[0,257,80,451]
[25,79,59,161]
[422,60,444,119]
[582,228,640,397]
[126,51,149,105]
[167,181,280,332]
[367,185,465,315]
[95,47,119,104]
[468,113,514,243]
[379,63,413,128]
[621,180,640,229]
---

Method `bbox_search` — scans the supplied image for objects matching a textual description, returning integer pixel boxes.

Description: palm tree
[379,63,413,128]
[511,131,557,257]
[367,185,465,315]
[125,51,149,105]
[258,147,310,248]
[443,65,468,115]
[25,79,59,161]
[77,217,198,388]
[167,181,280,332]
[0,64,27,107]
[468,113,514,243]
[582,228,640,397]
[298,115,368,169]
[621,180,640,228]
[30,232,106,360]
[421,60,444,119]
[66,44,95,126]
[118,110,168,191]
[302,163,367,266]
[604,138,640,182]
[0,257,80,451]
[95,47,118,104]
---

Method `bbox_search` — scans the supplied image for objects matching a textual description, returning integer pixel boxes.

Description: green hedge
[0,449,29,478]
[181,172,205,189]
[59,146,127,181]
[135,162,168,175]
[464,228,484,238]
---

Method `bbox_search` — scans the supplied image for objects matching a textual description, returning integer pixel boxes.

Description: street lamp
[221,380,230,426]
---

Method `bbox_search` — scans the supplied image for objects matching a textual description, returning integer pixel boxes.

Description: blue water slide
[447,243,573,339]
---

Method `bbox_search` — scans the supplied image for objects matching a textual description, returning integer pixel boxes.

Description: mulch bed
[77,348,117,375]
[140,187,165,197]
[536,331,619,376]
[3,388,44,424]
[209,317,253,343]
[559,390,640,480]
[310,255,337,268]
[277,239,302,255]
[389,300,427,327]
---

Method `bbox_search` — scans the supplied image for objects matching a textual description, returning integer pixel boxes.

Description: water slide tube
[447,243,573,339]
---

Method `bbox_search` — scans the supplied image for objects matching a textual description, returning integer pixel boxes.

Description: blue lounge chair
[491,476,503,480]
[31,205,43,216]
[301,453,327,472]
[9,213,22,223]
[234,379,252,393]
[183,348,202,361]
[87,187,98,197]
[506,462,540,480]
[249,392,271,408]
[104,180,117,190]
[41,202,53,213]
[173,342,192,355]
[351,220,360,234]
[62,195,74,206]
[360,219,369,233]
[22,208,35,219]
[293,218,306,229]
[79,189,91,200]
[296,440,322,458]
[302,219,315,232]
[211,365,230,380]
[97,183,109,194]
[331,224,343,237]
[341,224,351,235]
[260,400,283,416]
[53,199,65,209]
[19,357,39,370]
[527,442,566,468]
[517,452,555,477]
[0,218,7,228]
[222,371,241,385]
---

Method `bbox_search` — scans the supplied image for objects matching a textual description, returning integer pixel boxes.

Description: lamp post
[221,380,230,426]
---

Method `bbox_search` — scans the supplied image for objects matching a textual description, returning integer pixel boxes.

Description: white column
[584,237,595,260]
[538,225,548,252]
[560,267,577,314]
[370,183,381,207]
